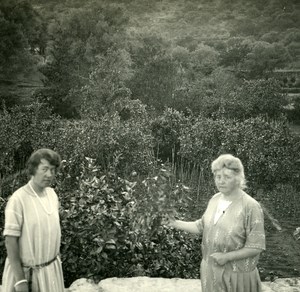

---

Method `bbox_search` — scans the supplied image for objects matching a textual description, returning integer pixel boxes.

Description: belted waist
[22,255,59,292]
[22,254,59,270]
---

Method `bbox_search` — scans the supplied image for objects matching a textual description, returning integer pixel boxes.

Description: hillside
[0,0,299,115]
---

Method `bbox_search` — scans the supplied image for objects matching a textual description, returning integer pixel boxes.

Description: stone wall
[1,277,300,292]
[67,277,300,292]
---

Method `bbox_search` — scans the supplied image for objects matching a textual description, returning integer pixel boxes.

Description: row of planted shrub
[0,100,300,286]
[1,99,300,192]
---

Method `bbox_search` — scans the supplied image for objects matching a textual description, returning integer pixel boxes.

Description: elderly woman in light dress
[166,154,266,292]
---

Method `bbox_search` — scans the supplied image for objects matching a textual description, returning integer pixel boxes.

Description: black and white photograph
[0,0,299,291]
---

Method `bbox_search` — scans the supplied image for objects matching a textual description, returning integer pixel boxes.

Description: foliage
[179,115,300,190]
[79,48,133,118]
[0,0,44,74]
[42,104,154,189]
[0,102,58,177]
[1,0,300,285]
[38,2,129,118]
[130,166,201,279]
[58,158,201,286]
[151,108,188,162]
[222,117,300,189]
[286,97,300,124]
[242,41,291,78]
[219,37,252,68]
[58,157,137,283]
[129,53,177,110]
[0,0,45,108]
[0,99,154,195]
[182,77,287,119]
[189,44,219,77]
[112,97,149,123]
[182,68,240,117]
[220,78,288,119]
[1,100,300,284]
[2,0,298,114]
[259,184,300,219]
[179,116,228,174]
[133,166,188,238]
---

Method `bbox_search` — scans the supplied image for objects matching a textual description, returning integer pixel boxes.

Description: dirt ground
[259,219,300,281]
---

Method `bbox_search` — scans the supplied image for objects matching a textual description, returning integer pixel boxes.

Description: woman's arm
[168,219,201,234]
[226,247,262,261]
[5,236,28,291]
[211,247,263,266]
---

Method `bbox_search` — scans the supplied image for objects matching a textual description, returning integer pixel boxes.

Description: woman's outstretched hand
[161,214,176,228]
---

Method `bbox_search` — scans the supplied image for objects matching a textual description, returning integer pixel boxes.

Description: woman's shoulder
[209,192,222,204]
[241,192,262,208]
[212,192,222,199]
[6,184,31,209]
[10,184,31,199]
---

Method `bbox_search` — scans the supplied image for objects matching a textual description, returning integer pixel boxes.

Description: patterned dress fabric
[196,192,265,292]
[2,183,65,292]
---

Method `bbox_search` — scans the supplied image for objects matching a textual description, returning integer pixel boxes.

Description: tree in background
[0,0,299,117]
[281,28,300,66]
[128,34,178,110]
[38,2,129,118]
[189,44,219,77]
[80,48,133,118]
[219,37,252,69]
[0,0,45,108]
[221,78,287,119]
[242,41,291,78]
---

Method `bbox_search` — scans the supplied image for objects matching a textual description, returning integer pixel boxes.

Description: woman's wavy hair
[211,154,247,189]
[27,148,61,176]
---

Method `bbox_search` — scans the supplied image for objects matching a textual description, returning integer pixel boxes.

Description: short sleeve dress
[2,182,65,292]
[195,192,265,292]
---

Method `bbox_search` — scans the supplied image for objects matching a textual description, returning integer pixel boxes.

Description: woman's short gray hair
[211,154,246,189]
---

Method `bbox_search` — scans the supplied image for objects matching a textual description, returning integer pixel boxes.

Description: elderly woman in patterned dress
[166,154,266,292]
[2,149,65,292]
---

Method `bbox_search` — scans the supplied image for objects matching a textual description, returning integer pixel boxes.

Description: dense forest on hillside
[0,0,299,118]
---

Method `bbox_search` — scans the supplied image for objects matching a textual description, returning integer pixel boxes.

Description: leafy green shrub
[0,100,157,284]
[0,102,61,195]
[259,184,300,220]
[130,165,202,278]
[0,103,37,176]
[1,101,299,285]
[151,108,188,163]
[179,117,229,173]
[222,117,300,189]
[223,78,287,119]
[286,97,300,124]
[58,157,137,284]
[58,159,201,286]
[179,116,300,190]
[183,77,287,119]
[53,114,154,178]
